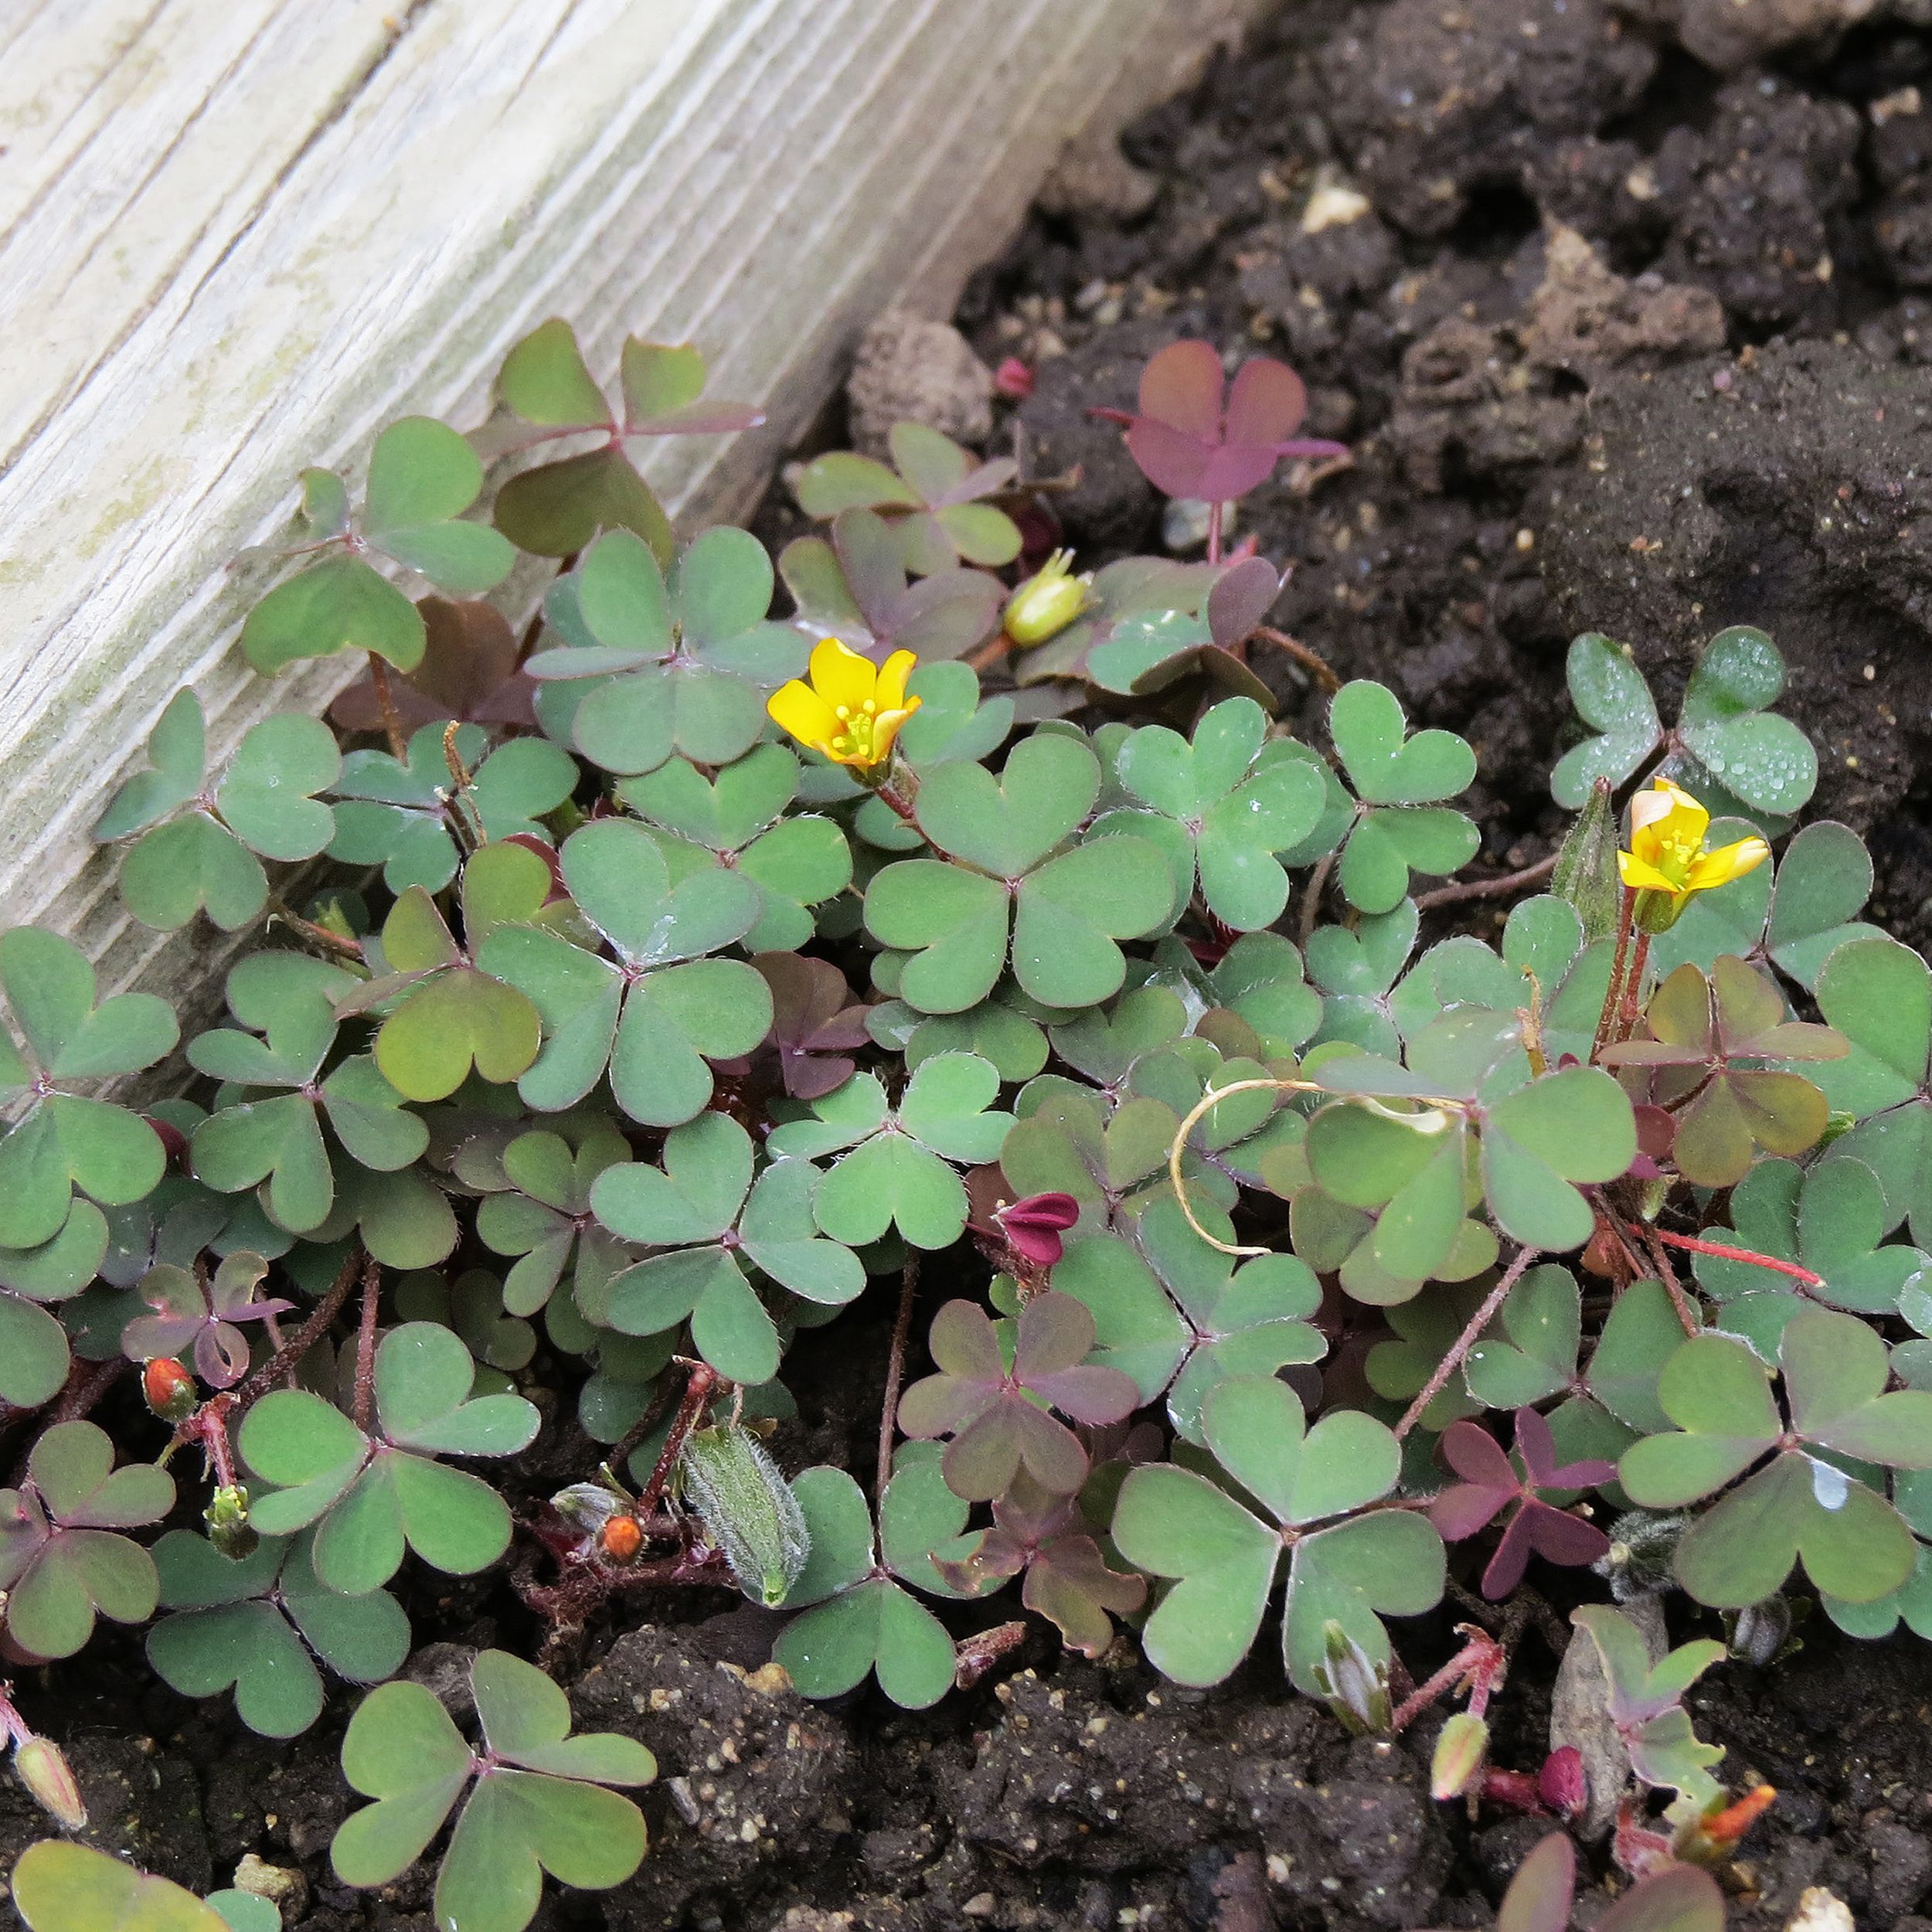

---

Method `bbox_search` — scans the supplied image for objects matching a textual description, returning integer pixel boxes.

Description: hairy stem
[636,1362,719,1520]
[878,1255,921,1501]
[1591,886,1638,1063]
[352,1256,381,1432]
[1413,852,1559,913]
[1615,930,1652,1043]
[1648,1226,1825,1287]
[1253,625,1341,694]
[1297,849,1337,948]
[233,1247,362,1413]
[1635,1221,1704,1337]
[367,654,407,760]
[267,898,365,961]
[1395,1246,1539,1441]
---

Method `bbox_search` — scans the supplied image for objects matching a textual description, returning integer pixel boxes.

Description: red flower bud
[142,1357,198,1424]
[994,356,1034,400]
[1538,1745,1587,1819]
[995,1192,1081,1269]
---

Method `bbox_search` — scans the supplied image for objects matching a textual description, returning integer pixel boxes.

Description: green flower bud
[1550,775,1621,944]
[678,1424,810,1607]
[14,1736,87,1832]
[204,1484,257,1563]
[1002,549,1092,648]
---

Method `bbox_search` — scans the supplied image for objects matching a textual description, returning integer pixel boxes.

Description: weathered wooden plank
[0,0,1263,1005]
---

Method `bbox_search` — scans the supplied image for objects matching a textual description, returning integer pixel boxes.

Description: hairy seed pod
[678,1424,811,1607]
[1594,1509,1686,1602]
[13,1737,87,1832]
[1550,775,1621,944]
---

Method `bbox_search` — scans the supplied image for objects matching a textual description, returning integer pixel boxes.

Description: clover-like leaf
[245,419,516,672]
[1327,682,1479,913]
[1549,633,1662,808]
[0,930,175,1252]
[898,1292,1138,1501]
[1813,936,1932,1243]
[241,1322,538,1594]
[488,319,759,558]
[1113,1375,1444,1692]
[1105,340,1346,502]
[795,421,1022,573]
[470,1124,634,1319]
[147,1526,410,1738]
[1694,1156,1929,1319]
[480,816,771,1128]
[1619,1307,1932,1607]
[121,1251,293,1388]
[619,744,852,951]
[768,1054,1013,1250]
[332,597,538,734]
[11,1842,229,1932]
[1604,955,1842,1188]
[1675,624,1818,817]
[781,507,1006,666]
[866,732,1173,1013]
[0,1420,175,1659]
[332,1648,655,1932]
[767,1459,947,1707]
[1430,1410,1614,1599]
[328,723,575,894]
[529,526,804,776]
[1569,1604,1727,1806]
[591,1114,862,1383]
[1102,698,1328,930]
[753,952,873,1099]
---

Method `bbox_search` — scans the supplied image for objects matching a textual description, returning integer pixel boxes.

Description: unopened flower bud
[13,1736,87,1832]
[1430,1713,1489,1801]
[142,1357,198,1425]
[1312,1621,1391,1736]
[1002,550,1092,648]
[205,1485,257,1562]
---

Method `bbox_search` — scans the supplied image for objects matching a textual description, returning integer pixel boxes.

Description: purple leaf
[1117,342,1349,503]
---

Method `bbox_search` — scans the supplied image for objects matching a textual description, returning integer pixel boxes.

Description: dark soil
[23,5,1932,1930]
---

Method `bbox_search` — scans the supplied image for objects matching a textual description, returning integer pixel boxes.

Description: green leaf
[120,813,269,931]
[1481,1066,1636,1250]
[1328,682,1476,805]
[1550,633,1661,808]
[243,553,425,674]
[94,689,208,840]
[497,318,612,427]
[1677,625,1817,815]
[12,1842,226,1932]
[216,715,342,861]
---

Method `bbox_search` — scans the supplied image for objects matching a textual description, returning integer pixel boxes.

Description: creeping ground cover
[0,319,1917,1928]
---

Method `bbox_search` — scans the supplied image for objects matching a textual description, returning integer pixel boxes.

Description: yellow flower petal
[870,701,921,763]
[768,680,838,752]
[1617,851,1683,895]
[808,638,877,716]
[1686,836,1770,892]
[876,650,918,714]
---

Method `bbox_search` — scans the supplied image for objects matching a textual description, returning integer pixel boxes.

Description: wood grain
[0,0,1261,1003]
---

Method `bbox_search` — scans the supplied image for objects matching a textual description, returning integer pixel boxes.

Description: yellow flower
[1617,776,1769,929]
[767,639,920,773]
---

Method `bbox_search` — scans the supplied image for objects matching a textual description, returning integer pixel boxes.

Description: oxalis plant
[0,318,1910,1927]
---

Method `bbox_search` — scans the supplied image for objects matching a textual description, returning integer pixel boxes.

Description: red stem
[233,1247,362,1412]
[878,1256,920,1500]
[352,1255,381,1432]
[1395,1246,1539,1440]
[1648,1228,1825,1287]
[1592,886,1637,1063]
[636,1363,718,1519]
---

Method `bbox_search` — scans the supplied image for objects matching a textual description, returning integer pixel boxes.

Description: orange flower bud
[141,1357,197,1424]
[599,1514,643,1563]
